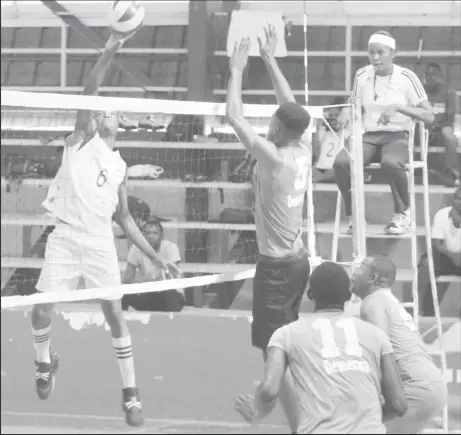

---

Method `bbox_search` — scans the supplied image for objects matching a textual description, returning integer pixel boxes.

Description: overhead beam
[41,0,152,91]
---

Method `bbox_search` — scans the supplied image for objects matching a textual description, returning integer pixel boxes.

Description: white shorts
[36,224,122,301]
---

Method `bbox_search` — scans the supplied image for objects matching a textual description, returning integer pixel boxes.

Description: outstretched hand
[156,259,182,280]
[235,394,260,425]
[257,21,278,60]
[230,38,251,72]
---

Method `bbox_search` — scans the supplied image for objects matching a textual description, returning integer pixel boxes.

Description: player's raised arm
[114,173,181,279]
[258,23,295,105]
[226,39,282,168]
[71,31,133,141]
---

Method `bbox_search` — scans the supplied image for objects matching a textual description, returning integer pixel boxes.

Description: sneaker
[35,352,59,400]
[384,211,411,235]
[122,387,144,427]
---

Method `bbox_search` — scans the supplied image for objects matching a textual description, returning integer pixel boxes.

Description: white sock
[32,325,51,364]
[112,335,136,389]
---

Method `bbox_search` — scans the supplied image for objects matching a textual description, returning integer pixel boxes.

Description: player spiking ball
[30,21,180,428]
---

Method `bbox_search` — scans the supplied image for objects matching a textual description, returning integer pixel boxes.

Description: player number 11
[313,318,363,359]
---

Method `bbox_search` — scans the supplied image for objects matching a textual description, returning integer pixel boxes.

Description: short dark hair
[275,102,311,136]
[368,255,397,286]
[144,215,163,233]
[127,196,150,222]
[309,262,351,305]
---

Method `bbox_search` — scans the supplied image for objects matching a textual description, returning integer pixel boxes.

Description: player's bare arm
[380,353,408,419]
[258,22,295,105]
[67,37,123,144]
[379,100,434,127]
[122,263,137,284]
[235,346,287,423]
[226,39,282,168]
[114,173,181,278]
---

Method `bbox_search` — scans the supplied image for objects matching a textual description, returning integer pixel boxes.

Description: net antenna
[302,1,320,266]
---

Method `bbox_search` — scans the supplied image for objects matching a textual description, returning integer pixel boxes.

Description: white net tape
[1,90,354,309]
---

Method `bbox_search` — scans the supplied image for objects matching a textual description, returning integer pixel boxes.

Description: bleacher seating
[1,18,460,310]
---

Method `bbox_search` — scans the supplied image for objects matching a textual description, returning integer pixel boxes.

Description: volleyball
[108,1,145,34]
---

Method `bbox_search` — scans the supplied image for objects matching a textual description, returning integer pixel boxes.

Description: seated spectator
[122,216,184,312]
[418,187,461,316]
[423,62,460,187]
[312,97,347,182]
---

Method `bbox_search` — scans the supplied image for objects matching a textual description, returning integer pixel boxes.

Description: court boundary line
[1,411,285,430]
[1,411,457,434]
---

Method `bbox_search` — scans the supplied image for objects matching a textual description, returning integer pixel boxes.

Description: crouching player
[236,262,407,434]
[352,255,447,433]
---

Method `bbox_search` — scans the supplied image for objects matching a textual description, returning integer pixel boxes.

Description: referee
[334,31,434,235]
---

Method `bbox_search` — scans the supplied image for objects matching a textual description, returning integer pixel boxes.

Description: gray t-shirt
[253,144,309,258]
[268,311,393,434]
[361,289,444,383]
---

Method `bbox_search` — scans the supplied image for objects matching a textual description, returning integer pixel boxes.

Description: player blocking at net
[235,262,408,433]
[29,29,180,426]
[352,256,447,434]
[226,24,311,433]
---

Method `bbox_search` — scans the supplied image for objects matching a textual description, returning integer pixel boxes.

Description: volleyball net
[1,90,357,309]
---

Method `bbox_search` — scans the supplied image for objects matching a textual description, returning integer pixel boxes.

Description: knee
[440,126,455,141]
[380,156,405,171]
[31,303,53,325]
[100,299,128,336]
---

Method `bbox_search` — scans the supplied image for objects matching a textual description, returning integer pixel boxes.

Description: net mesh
[1,90,342,308]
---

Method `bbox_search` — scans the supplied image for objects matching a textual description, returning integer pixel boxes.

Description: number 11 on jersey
[313,318,363,359]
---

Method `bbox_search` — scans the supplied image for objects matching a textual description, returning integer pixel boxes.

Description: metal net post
[350,100,367,263]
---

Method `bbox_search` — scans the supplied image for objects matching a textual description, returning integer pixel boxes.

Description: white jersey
[43,132,126,235]
[352,64,427,132]
[316,129,343,171]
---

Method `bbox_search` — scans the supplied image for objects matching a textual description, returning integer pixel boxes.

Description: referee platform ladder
[331,113,449,433]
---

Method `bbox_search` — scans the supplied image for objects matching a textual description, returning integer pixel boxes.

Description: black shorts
[251,249,310,350]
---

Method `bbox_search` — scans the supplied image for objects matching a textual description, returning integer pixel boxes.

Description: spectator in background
[312,96,347,182]
[122,216,184,312]
[418,187,461,316]
[424,63,460,187]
